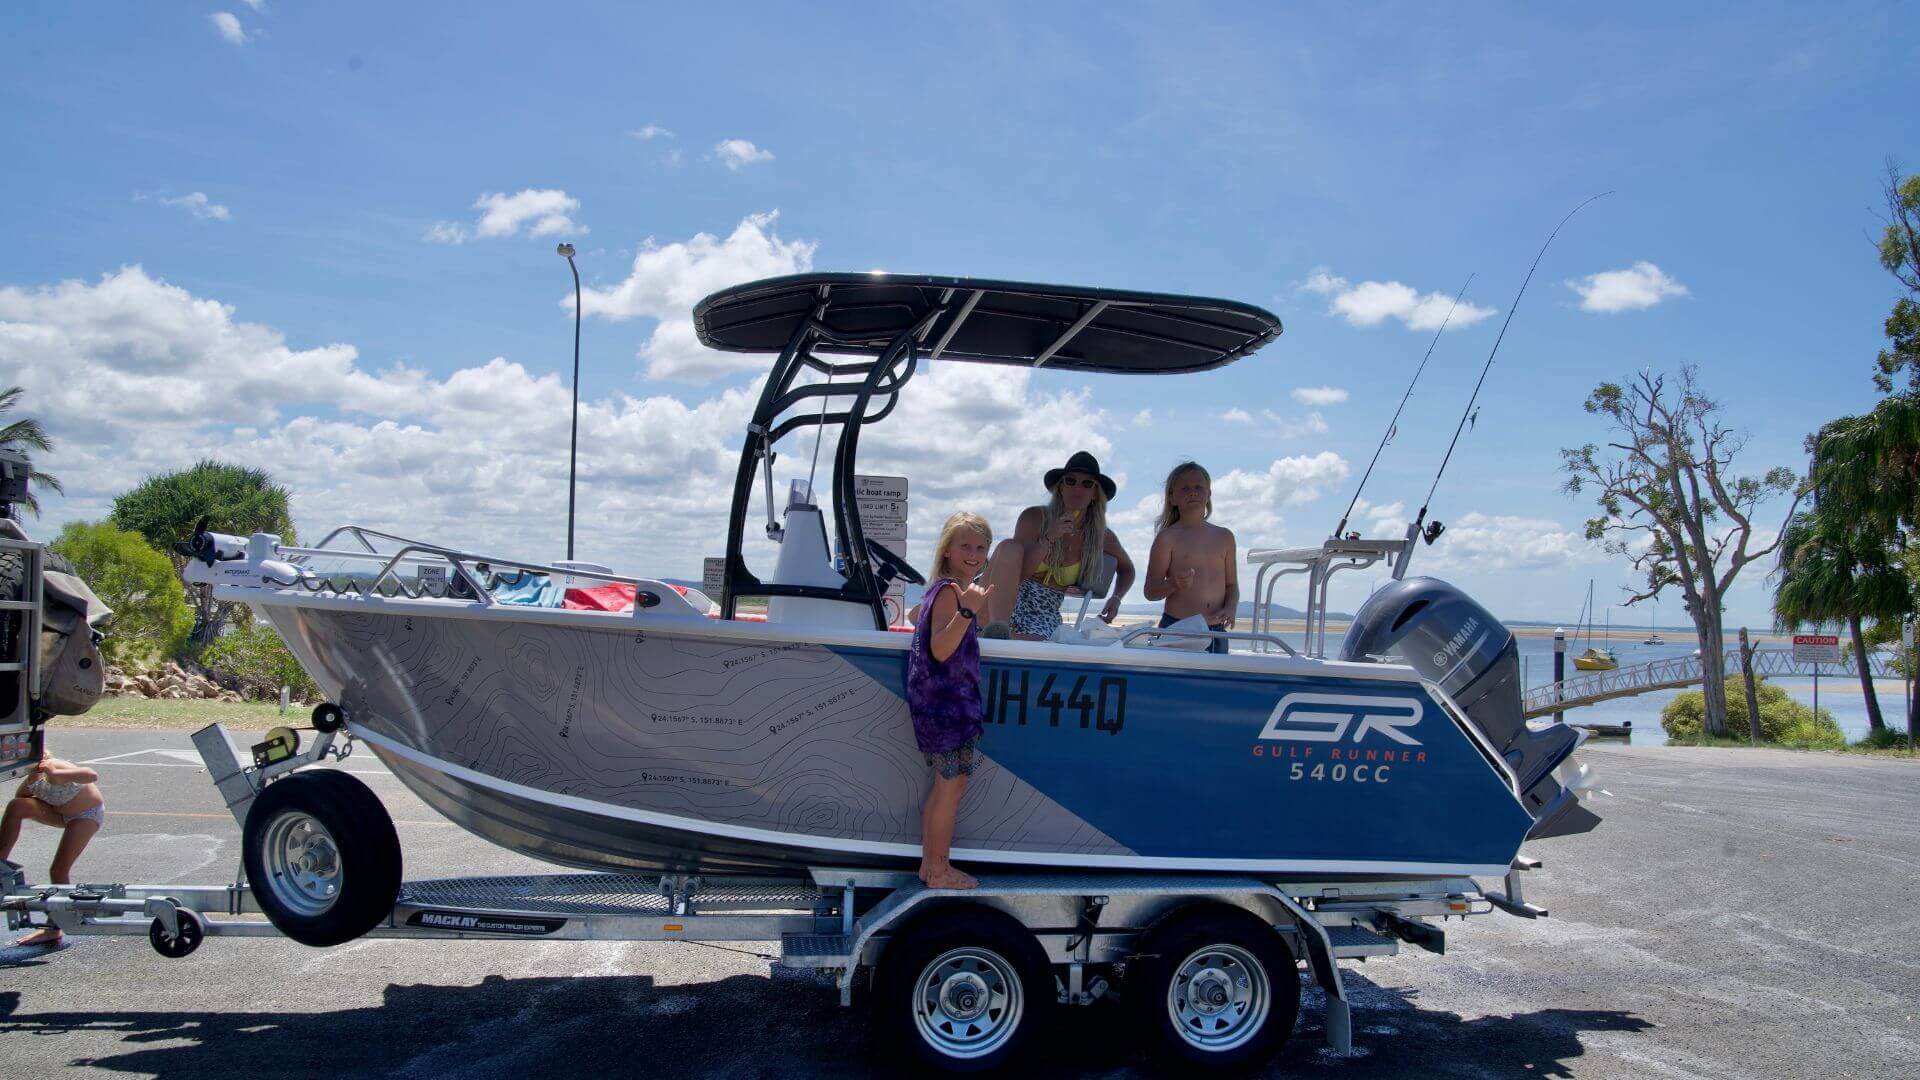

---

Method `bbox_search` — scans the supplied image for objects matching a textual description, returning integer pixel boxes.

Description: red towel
[563,582,637,612]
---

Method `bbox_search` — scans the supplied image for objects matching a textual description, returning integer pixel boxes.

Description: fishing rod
[1392,191,1612,579]
[1333,273,1475,539]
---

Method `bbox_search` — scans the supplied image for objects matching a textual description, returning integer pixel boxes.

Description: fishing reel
[1422,520,1446,545]
[175,517,249,566]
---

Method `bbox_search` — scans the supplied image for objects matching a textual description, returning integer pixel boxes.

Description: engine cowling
[1341,576,1600,840]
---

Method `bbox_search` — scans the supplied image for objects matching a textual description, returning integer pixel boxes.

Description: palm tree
[1812,396,1920,536]
[1773,505,1911,735]
[0,385,62,516]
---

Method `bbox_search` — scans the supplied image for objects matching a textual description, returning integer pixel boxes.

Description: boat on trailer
[6,273,1605,1072]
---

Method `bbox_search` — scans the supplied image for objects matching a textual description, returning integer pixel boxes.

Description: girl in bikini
[908,512,993,889]
[3,748,105,946]
[980,450,1135,639]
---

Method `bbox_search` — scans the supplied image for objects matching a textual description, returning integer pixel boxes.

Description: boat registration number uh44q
[1253,692,1430,783]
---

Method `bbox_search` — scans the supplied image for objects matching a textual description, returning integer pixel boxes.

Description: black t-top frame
[695,274,1282,629]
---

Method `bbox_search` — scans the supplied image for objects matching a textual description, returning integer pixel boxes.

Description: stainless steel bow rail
[0,720,1529,1064]
[1522,646,1903,718]
[257,524,685,613]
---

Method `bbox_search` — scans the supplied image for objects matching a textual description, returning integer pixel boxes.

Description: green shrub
[199,612,321,702]
[50,521,192,668]
[1856,726,1916,750]
[1661,680,1845,748]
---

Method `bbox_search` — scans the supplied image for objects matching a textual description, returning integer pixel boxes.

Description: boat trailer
[3,722,1537,1069]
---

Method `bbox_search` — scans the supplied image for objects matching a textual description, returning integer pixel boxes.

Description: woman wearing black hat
[981,450,1135,639]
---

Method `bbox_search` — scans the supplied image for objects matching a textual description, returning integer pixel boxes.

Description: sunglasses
[1059,475,1098,490]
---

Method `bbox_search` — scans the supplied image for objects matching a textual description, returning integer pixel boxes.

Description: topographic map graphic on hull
[277,609,1127,857]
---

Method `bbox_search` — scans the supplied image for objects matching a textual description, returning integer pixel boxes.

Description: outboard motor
[1342,576,1601,840]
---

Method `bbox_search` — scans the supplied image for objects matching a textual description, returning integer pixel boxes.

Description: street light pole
[557,242,581,562]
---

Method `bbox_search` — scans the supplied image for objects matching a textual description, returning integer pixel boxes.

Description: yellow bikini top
[1033,559,1081,589]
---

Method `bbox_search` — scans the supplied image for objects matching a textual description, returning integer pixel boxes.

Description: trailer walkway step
[1324,923,1398,958]
[780,932,852,968]
[400,873,821,916]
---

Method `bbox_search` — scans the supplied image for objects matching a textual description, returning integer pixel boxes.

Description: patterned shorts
[925,734,984,780]
[1009,579,1067,638]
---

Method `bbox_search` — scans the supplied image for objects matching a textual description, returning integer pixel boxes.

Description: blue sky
[3,2,1915,625]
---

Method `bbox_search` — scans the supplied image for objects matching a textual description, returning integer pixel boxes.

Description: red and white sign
[1791,634,1841,664]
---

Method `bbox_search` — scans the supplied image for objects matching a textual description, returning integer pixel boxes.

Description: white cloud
[576,211,815,380]
[2,264,1131,583]
[1423,512,1586,572]
[1291,385,1347,406]
[473,189,584,239]
[1301,266,1494,331]
[714,138,774,170]
[1131,409,1152,428]
[1260,409,1329,438]
[1109,451,1350,559]
[208,12,247,44]
[1220,408,1252,423]
[629,124,673,140]
[1567,261,1688,314]
[238,0,266,10]
[157,192,231,222]
[425,189,584,244]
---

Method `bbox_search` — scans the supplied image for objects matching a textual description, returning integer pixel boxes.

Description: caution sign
[1791,634,1841,664]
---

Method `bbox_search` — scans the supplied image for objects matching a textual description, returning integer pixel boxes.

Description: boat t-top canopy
[694,273,1282,376]
[703,273,1282,628]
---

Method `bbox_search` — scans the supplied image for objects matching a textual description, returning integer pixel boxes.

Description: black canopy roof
[692,273,1282,375]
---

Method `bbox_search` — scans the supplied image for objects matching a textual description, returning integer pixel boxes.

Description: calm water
[1238,629,1909,745]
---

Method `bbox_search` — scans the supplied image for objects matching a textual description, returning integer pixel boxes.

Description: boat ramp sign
[1791,634,1841,664]
[856,475,909,624]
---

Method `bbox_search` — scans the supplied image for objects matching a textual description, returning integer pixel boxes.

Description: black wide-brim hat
[1043,450,1117,500]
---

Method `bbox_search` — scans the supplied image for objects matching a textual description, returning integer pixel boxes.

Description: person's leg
[1208,624,1230,655]
[983,542,1025,625]
[2,797,59,862]
[49,816,101,884]
[918,772,975,889]
[8,800,72,945]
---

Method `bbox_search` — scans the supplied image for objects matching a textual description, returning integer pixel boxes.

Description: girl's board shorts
[925,734,983,779]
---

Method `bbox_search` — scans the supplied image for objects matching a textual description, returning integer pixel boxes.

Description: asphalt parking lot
[3,729,1916,1078]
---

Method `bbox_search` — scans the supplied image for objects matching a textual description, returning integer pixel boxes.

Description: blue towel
[491,573,561,607]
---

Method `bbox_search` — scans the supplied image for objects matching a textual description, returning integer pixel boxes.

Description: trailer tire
[875,904,1054,1073]
[1128,904,1300,1072]
[243,770,401,947]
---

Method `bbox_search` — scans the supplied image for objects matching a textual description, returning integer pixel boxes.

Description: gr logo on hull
[1258,692,1424,746]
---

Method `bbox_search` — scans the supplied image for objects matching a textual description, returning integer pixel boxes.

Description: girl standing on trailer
[907,512,993,889]
[3,748,105,946]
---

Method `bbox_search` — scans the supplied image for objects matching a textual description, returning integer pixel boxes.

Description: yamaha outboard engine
[1342,576,1601,840]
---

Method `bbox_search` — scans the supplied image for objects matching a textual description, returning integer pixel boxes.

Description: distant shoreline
[1110,613,1823,650]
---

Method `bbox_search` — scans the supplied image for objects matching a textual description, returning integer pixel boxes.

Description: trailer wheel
[149,908,205,958]
[1128,904,1300,1072]
[876,905,1053,1073]
[243,770,401,947]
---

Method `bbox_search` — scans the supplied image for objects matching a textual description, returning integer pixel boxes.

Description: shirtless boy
[1141,462,1238,654]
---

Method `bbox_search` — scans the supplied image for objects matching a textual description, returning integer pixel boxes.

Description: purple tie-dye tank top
[906,579,984,754]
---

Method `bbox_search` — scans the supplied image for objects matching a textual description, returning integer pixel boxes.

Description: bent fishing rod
[1333,273,1475,539]
[1392,191,1612,580]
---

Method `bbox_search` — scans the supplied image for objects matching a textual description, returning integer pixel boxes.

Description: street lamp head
[556,242,576,258]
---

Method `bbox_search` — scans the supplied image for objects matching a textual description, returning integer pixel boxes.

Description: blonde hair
[1040,482,1108,587]
[1156,461,1212,532]
[932,512,992,582]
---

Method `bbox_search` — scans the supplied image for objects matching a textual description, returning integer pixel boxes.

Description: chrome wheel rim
[913,946,1023,1059]
[262,811,341,917]
[1168,942,1270,1052]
